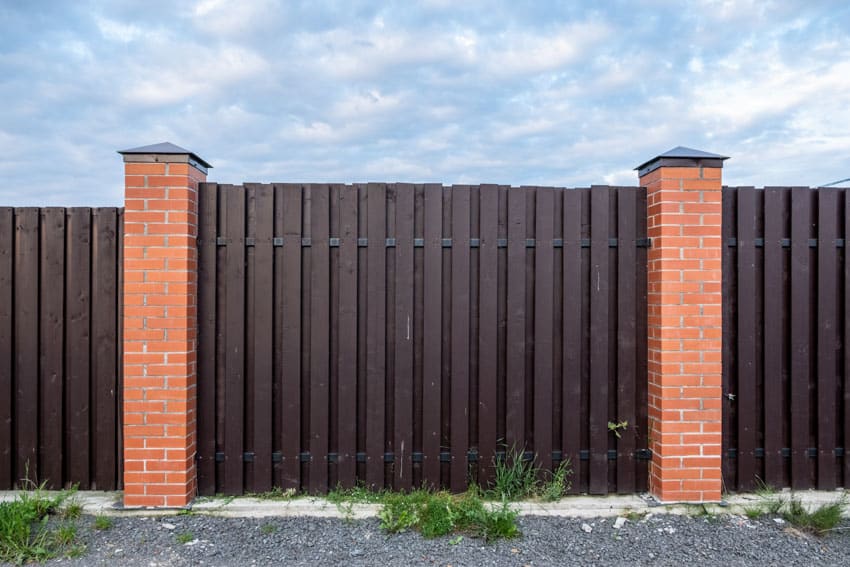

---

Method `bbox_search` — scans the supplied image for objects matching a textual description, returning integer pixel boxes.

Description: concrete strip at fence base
[3,490,848,519]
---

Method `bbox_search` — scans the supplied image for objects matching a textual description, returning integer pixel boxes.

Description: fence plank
[589,186,610,494]
[394,183,415,491]
[223,186,245,494]
[845,191,850,487]
[91,208,118,490]
[534,187,555,475]
[478,185,499,486]
[197,183,218,495]
[562,189,583,492]
[116,209,124,491]
[337,184,358,488]
[66,208,91,488]
[616,188,637,493]
[39,208,65,489]
[450,185,471,492]
[736,188,758,489]
[251,185,274,493]
[817,188,839,489]
[366,183,387,489]
[422,184,443,488]
[790,188,813,489]
[0,208,11,489]
[762,187,786,488]
[280,184,302,490]
[506,188,527,449]
[309,185,331,493]
[721,187,738,490]
[15,208,39,485]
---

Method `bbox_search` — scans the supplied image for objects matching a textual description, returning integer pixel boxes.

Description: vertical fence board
[197,183,218,495]
[394,184,415,491]
[91,208,118,490]
[40,208,65,488]
[0,208,11,489]
[562,189,583,492]
[589,187,610,494]
[66,208,91,487]
[762,188,786,488]
[280,184,302,490]
[736,188,758,489]
[223,187,245,494]
[309,185,331,493]
[534,187,554,475]
[817,188,839,489]
[616,188,637,493]
[721,187,738,490]
[252,185,274,493]
[478,185,499,485]
[366,183,387,489]
[337,184,358,488]
[506,188,526,449]
[450,186,471,492]
[422,184,443,487]
[15,208,39,485]
[845,191,850,486]
[790,188,813,489]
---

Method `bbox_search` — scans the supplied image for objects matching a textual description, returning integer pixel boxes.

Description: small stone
[613,517,627,530]
[162,522,176,530]
[581,523,593,533]
[773,518,785,525]
[511,548,519,554]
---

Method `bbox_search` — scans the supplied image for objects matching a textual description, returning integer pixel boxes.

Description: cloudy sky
[1,0,849,206]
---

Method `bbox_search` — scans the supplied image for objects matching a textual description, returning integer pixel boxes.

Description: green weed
[260,523,277,535]
[176,531,194,544]
[248,487,298,501]
[93,515,113,531]
[0,480,79,564]
[607,420,629,439]
[489,445,539,501]
[540,459,572,501]
[782,497,845,534]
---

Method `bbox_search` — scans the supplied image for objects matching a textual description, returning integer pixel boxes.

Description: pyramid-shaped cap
[635,146,728,176]
[118,142,212,170]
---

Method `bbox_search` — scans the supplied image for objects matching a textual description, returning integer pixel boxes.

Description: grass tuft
[93,515,113,531]
[782,498,844,534]
[486,445,572,502]
[176,531,194,544]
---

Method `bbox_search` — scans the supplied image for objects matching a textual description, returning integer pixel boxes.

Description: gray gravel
[16,513,850,566]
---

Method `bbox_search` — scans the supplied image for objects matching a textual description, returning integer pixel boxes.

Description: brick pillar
[638,147,728,503]
[119,143,211,507]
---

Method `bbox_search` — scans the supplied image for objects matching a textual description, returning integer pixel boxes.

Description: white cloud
[95,16,144,42]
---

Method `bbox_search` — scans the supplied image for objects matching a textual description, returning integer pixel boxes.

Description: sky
[1,0,849,206]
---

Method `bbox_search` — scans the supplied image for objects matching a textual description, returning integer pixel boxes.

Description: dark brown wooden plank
[844,190,850,487]
[223,186,246,494]
[790,187,813,489]
[736,188,758,490]
[65,208,91,487]
[721,187,738,490]
[0,207,12,489]
[562,189,583,493]
[279,184,303,490]
[116,209,124,491]
[250,185,274,493]
[422,183,443,488]
[762,187,786,488]
[634,187,649,492]
[309,185,331,493]
[337,184,358,488]
[616,188,637,493]
[15,208,39,486]
[366,183,387,489]
[393,183,415,491]
[589,186,610,494]
[817,188,839,489]
[478,184,499,486]
[39,208,65,489]
[244,185,258,492]
[91,208,118,490]
[506,187,526,449]
[534,187,554,475]
[450,185,471,492]
[197,183,218,495]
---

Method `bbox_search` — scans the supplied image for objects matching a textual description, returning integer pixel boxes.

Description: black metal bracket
[725,447,844,459]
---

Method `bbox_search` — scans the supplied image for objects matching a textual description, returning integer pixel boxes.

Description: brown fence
[196,183,649,495]
[722,186,850,491]
[0,207,123,490]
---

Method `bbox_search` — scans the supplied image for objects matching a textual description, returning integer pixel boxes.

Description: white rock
[581,523,593,533]
[773,518,785,525]
[613,517,627,530]
[161,522,176,530]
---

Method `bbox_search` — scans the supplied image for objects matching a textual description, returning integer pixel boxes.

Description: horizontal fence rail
[0,207,123,490]
[722,186,850,491]
[197,183,649,495]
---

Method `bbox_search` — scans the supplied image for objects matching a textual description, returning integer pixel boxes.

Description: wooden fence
[722,186,850,491]
[0,207,123,490]
[196,183,649,495]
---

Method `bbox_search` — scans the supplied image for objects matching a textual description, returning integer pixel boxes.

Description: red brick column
[638,147,727,503]
[119,143,211,507]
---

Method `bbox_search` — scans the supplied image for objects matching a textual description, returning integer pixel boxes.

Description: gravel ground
[9,512,848,566]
